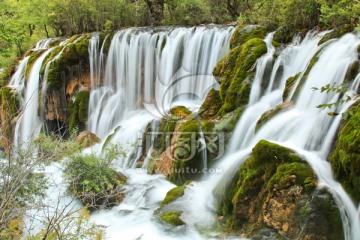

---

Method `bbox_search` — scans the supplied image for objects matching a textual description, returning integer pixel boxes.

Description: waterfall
[8,56,29,89]
[182,33,360,239]
[88,26,234,139]
[14,40,55,147]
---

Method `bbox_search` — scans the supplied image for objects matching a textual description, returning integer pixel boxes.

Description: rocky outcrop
[215,140,343,239]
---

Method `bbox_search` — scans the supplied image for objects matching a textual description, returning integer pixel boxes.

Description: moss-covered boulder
[255,102,294,131]
[171,119,202,184]
[199,89,223,118]
[160,211,185,226]
[69,91,90,132]
[318,24,354,46]
[230,25,267,49]
[329,102,360,203]
[215,140,343,239]
[215,38,267,114]
[160,185,186,208]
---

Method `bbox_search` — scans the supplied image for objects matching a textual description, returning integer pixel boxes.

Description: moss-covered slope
[215,140,343,239]
[329,103,360,203]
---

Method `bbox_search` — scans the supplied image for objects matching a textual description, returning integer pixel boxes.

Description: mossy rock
[199,89,223,119]
[255,102,294,132]
[215,38,267,114]
[214,140,343,239]
[170,106,192,119]
[171,119,203,185]
[26,49,46,79]
[160,211,185,226]
[329,103,360,203]
[160,185,186,208]
[282,72,301,101]
[153,117,177,153]
[69,91,90,132]
[230,25,267,49]
[40,46,63,75]
[318,24,354,46]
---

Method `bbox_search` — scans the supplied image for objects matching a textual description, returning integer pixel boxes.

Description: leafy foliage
[63,144,127,209]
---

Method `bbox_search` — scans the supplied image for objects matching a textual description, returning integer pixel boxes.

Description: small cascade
[8,57,29,89]
[14,42,55,146]
[88,26,234,139]
[248,32,275,105]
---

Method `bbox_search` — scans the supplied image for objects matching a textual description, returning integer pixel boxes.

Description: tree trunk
[44,24,49,38]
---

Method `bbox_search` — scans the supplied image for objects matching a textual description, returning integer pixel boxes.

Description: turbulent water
[7,26,360,239]
[88,26,234,138]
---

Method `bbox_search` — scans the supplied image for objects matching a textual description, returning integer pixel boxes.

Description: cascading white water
[14,40,56,146]
[179,33,360,239]
[8,57,29,89]
[88,26,234,139]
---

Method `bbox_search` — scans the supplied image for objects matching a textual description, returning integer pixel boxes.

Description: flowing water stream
[8,26,360,239]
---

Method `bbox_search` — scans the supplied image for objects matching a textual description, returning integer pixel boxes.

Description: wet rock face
[215,140,343,239]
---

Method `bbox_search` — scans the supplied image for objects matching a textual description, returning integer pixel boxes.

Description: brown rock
[76,131,100,147]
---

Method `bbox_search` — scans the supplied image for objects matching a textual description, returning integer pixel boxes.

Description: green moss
[318,24,354,45]
[329,103,360,203]
[74,35,91,59]
[230,25,267,49]
[170,106,192,119]
[216,144,342,239]
[67,35,80,44]
[160,185,186,208]
[283,72,301,101]
[172,119,202,184]
[153,117,177,153]
[69,91,90,132]
[255,102,293,131]
[46,60,63,90]
[26,49,46,79]
[160,211,185,226]
[0,87,20,143]
[216,38,267,114]
[199,89,223,118]
[40,46,63,75]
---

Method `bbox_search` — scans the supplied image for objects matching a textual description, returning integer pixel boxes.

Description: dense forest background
[0,0,359,82]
